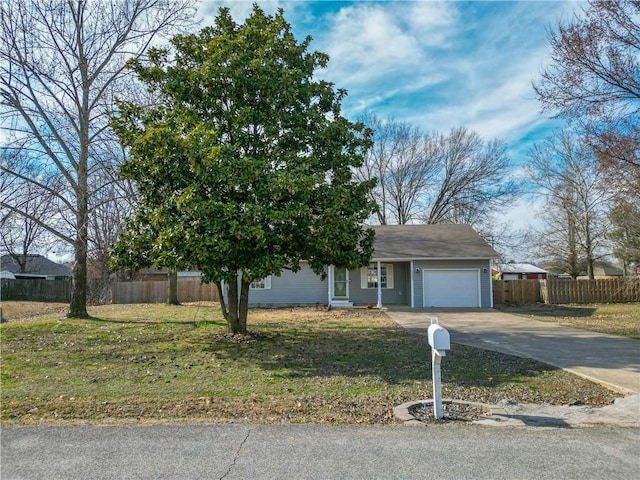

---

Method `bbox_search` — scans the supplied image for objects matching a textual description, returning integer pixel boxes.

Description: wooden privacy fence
[542,277,640,304]
[493,278,640,305]
[1,278,72,302]
[112,277,219,304]
[492,279,542,305]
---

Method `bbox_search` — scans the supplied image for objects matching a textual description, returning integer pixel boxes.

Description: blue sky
[200,1,576,156]
[199,0,580,234]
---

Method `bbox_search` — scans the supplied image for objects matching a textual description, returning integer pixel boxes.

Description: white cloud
[406,1,459,47]
[322,5,421,85]
[502,196,545,231]
[405,70,543,141]
[319,2,457,86]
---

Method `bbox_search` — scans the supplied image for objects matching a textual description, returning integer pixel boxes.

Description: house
[247,224,499,309]
[544,261,625,279]
[498,263,548,280]
[0,254,71,280]
[577,261,625,279]
[1,254,72,303]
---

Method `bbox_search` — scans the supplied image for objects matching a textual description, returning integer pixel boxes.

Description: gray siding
[412,259,493,308]
[246,259,492,308]
[348,262,409,305]
[248,264,327,307]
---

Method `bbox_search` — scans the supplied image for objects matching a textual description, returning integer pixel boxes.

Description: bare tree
[86,161,136,302]
[358,118,517,228]
[474,217,530,263]
[381,123,439,224]
[0,189,54,270]
[528,129,611,279]
[530,184,584,279]
[0,149,64,265]
[534,0,639,194]
[608,198,640,275]
[0,0,196,316]
[355,115,405,224]
[423,127,517,226]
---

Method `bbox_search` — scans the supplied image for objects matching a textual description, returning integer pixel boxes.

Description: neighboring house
[544,261,625,279]
[247,224,499,309]
[0,254,71,280]
[498,263,548,280]
[578,261,624,279]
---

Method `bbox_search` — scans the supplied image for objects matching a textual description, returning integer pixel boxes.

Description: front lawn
[0,303,616,425]
[496,303,640,339]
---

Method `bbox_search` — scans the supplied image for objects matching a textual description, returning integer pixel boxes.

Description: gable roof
[0,254,71,277]
[499,263,548,274]
[590,262,624,277]
[369,224,499,260]
[543,261,625,277]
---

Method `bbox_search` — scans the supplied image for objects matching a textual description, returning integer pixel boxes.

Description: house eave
[370,256,497,262]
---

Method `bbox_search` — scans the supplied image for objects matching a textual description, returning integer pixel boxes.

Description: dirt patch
[409,401,487,423]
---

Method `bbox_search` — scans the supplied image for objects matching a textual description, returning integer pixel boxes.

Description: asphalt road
[2,424,639,479]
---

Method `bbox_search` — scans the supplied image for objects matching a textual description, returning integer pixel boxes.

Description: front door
[333,267,348,299]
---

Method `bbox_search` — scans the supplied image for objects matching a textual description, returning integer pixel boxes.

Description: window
[250,276,271,289]
[361,264,394,289]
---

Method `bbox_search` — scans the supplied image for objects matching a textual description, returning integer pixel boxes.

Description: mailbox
[428,318,450,354]
[427,317,450,419]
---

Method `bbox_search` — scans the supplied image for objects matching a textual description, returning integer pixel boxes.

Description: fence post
[539,279,547,304]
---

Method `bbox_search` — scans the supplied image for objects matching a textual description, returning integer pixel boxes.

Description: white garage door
[423,269,480,307]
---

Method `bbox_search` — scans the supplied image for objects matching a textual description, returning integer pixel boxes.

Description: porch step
[330,300,353,308]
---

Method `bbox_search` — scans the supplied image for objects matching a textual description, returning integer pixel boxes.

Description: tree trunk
[68,42,90,319]
[219,273,250,334]
[68,229,89,318]
[567,206,579,280]
[18,252,27,273]
[167,269,179,305]
[216,281,229,322]
[226,275,241,333]
[238,278,250,334]
[584,210,595,280]
[68,180,89,318]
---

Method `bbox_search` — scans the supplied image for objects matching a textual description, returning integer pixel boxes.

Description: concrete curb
[394,395,640,428]
[393,399,515,426]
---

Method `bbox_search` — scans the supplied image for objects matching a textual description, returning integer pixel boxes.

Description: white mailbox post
[427,317,450,419]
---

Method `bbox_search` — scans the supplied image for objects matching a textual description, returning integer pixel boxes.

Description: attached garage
[423,269,480,308]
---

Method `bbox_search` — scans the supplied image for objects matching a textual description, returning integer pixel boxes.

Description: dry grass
[1,302,616,426]
[497,303,640,339]
[1,301,68,321]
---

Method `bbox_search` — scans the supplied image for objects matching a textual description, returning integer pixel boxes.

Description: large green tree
[111,6,376,334]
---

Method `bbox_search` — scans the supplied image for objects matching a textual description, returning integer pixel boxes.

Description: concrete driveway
[387,307,640,395]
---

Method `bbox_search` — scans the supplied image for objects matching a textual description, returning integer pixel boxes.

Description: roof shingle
[0,254,71,277]
[369,224,499,260]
